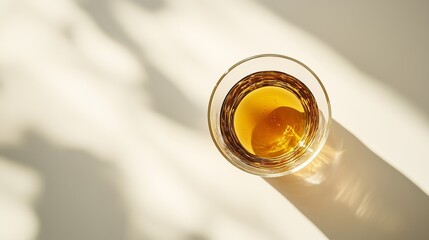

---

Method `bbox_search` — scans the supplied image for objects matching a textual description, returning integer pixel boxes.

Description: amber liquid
[220,71,319,167]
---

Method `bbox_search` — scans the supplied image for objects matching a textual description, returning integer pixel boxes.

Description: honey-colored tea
[220,71,319,164]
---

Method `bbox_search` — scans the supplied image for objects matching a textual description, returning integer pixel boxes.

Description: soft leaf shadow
[75,0,205,131]
[0,131,128,240]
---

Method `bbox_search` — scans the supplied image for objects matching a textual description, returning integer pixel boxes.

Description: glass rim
[208,53,332,177]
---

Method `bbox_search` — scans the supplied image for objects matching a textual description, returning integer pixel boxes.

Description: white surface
[0,0,428,239]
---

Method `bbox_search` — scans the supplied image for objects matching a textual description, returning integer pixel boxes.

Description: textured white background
[0,0,428,239]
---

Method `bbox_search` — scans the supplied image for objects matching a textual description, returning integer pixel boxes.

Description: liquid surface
[220,71,319,166]
[234,86,306,157]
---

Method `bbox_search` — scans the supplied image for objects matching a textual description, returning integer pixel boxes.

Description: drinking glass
[208,54,331,177]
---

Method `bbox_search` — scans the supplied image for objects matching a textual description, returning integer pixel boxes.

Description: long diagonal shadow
[266,121,429,239]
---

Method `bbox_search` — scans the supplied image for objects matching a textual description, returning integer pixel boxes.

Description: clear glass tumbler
[208,54,331,177]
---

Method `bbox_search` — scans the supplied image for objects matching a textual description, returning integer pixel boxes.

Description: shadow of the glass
[265,121,429,239]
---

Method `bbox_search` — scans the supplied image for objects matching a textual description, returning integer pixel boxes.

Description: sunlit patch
[0,157,42,240]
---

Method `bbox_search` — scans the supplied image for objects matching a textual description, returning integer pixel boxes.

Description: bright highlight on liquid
[233,86,306,158]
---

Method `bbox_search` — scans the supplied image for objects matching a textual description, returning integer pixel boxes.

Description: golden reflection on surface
[292,143,343,186]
